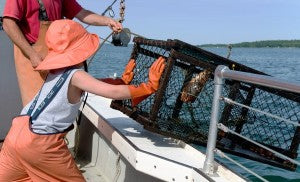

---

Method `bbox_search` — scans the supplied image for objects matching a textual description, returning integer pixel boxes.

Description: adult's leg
[14,45,46,106]
[13,21,50,106]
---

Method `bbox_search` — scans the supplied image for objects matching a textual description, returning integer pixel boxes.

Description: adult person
[2,0,122,106]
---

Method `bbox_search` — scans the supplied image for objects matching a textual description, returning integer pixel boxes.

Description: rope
[87,30,146,67]
[101,0,119,17]
[75,2,120,153]
[72,1,118,158]
[84,0,118,29]
[129,31,146,39]
[72,0,146,165]
[74,123,80,160]
[113,152,122,182]
[84,0,128,66]
[87,32,114,67]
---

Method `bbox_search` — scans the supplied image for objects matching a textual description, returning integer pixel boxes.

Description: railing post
[203,65,228,174]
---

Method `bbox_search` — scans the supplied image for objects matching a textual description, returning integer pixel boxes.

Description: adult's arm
[75,9,122,32]
[3,18,42,68]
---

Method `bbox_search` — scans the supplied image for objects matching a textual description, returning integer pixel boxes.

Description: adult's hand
[29,51,43,68]
[107,18,123,33]
[3,18,38,68]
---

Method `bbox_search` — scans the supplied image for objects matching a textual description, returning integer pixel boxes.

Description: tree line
[199,40,300,48]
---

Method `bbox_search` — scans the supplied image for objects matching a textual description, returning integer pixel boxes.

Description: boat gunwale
[79,96,247,182]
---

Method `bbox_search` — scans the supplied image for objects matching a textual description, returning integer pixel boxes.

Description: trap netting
[111,37,300,171]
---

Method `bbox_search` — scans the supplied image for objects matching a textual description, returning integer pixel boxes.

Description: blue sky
[76,0,300,45]
[1,0,300,45]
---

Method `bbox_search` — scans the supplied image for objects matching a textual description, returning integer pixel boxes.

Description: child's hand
[148,57,166,91]
[127,56,166,106]
[121,59,136,84]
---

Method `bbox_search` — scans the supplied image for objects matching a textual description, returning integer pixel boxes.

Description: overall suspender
[27,69,72,120]
[37,0,49,21]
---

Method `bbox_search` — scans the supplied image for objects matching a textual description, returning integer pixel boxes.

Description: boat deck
[69,94,246,182]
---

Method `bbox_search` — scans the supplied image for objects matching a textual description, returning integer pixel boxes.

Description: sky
[1,0,300,45]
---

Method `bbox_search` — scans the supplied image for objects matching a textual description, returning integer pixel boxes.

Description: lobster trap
[111,37,300,171]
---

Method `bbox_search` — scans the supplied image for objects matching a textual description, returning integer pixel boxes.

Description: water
[205,47,300,82]
[89,44,300,182]
[88,44,133,78]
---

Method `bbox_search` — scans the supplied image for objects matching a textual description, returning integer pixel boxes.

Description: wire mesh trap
[110,37,300,171]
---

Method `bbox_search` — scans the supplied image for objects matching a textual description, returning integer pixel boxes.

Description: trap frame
[111,37,300,171]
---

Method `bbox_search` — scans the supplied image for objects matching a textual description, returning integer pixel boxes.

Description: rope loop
[108,7,115,18]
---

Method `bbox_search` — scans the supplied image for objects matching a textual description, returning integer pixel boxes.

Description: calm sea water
[89,44,300,182]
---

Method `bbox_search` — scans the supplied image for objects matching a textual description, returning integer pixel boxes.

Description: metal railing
[203,65,300,181]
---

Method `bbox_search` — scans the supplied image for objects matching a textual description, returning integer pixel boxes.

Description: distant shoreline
[199,40,300,48]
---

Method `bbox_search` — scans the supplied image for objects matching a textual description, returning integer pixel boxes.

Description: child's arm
[71,57,165,105]
[71,70,132,100]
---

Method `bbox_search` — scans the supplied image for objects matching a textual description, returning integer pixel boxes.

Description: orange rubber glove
[121,59,136,84]
[98,58,136,85]
[128,57,166,106]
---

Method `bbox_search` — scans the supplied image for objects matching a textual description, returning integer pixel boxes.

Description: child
[0,19,165,181]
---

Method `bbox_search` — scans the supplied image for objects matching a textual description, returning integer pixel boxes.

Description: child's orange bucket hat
[35,19,100,70]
